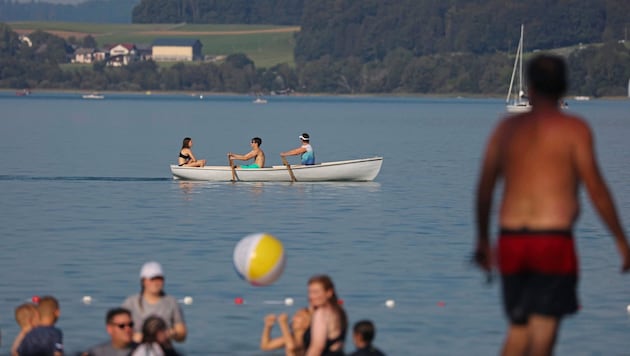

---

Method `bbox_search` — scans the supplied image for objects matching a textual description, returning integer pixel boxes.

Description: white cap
[140,261,164,279]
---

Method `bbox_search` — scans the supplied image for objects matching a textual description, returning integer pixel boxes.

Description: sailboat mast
[518,24,524,98]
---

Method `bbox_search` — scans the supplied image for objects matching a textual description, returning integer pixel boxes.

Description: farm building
[152,38,203,62]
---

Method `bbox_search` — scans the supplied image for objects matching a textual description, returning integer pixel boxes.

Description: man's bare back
[492,108,590,230]
[252,148,265,167]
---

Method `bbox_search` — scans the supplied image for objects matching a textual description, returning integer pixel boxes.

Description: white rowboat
[171,157,383,182]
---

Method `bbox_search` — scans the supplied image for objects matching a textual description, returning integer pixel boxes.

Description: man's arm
[229,150,256,161]
[281,147,306,157]
[573,123,630,271]
[475,125,503,271]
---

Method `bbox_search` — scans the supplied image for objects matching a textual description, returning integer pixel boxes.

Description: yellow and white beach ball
[233,233,286,286]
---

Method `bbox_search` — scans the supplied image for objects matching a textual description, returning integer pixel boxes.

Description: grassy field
[8,22,299,68]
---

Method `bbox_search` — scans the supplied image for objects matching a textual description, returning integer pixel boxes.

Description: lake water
[1,92,629,355]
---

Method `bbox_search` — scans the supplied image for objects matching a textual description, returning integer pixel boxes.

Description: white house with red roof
[106,43,137,66]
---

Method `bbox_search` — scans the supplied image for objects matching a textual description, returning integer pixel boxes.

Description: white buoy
[183,296,193,305]
[82,296,93,305]
[284,297,294,306]
[385,299,395,308]
[626,304,630,313]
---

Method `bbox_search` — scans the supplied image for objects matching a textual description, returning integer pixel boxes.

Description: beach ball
[233,233,286,286]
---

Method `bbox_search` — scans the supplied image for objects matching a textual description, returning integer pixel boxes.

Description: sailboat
[506,24,531,113]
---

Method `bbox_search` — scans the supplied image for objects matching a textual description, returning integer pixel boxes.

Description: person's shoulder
[25,325,60,336]
[123,294,140,305]
[162,295,180,307]
[84,341,114,355]
[350,346,386,356]
[555,112,592,139]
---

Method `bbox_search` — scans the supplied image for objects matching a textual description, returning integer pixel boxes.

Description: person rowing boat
[228,137,265,168]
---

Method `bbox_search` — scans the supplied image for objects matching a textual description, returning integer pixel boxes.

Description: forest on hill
[1,0,630,96]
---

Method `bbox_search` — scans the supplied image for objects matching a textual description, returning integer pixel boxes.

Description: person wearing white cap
[122,262,187,344]
[280,133,315,165]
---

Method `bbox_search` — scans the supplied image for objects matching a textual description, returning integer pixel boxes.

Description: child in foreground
[11,303,40,356]
[350,320,385,356]
[17,296,64,356]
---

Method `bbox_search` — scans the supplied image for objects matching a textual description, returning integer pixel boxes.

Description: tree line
[2,0,630,97]
[132,0,303,25]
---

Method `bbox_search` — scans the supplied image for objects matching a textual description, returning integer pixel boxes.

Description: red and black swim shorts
[498,228,579,324]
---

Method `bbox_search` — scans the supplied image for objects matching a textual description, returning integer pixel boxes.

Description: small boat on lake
[253,97,268,104]
[82,93,104,99]
[171,157,383,182]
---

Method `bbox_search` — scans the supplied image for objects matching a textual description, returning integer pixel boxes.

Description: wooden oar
[229,157,237,182]
[281,156,297,182]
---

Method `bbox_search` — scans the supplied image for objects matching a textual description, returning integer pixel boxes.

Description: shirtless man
[228,137,265,168]
[474,54,630,356]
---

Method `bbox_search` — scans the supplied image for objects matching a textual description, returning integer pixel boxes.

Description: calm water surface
[1,92,629,355]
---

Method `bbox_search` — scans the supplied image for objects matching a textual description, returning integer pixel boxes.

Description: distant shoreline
[2,88,628,100]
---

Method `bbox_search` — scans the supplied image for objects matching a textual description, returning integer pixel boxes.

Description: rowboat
[170,157,383,182]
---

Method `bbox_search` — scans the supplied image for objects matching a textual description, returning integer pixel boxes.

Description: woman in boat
[303,275,347,356]
[122,262,187,344]
[178,137,206,167]
[281,133,315,165]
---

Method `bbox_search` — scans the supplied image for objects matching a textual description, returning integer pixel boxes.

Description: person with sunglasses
[83,308,137,356]
[122,262,187,344]
[227,137,266,168]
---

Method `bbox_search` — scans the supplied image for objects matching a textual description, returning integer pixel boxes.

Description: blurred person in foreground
[83,307,137,356]
[11,303,40,356]
[474,54,630,355]
[17,296,63,356]
[122,261,187,343]
[303,275,347,356]
[131,316,181,356]
[260,308,312,356]
[349,320,385,356]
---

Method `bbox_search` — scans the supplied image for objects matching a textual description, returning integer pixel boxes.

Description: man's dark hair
[353,319,376,344]
[106,307,131,324]
[252,137,262,146]
[526,54,567,100]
